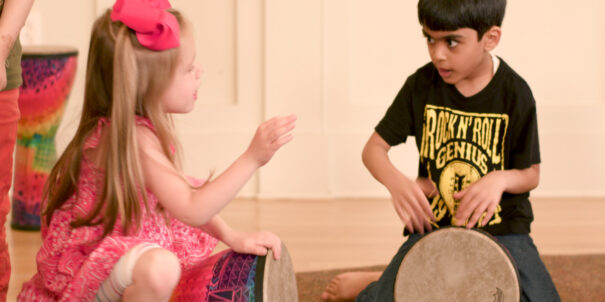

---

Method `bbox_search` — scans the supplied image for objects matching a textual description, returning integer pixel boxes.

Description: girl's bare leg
[123,248,181,302]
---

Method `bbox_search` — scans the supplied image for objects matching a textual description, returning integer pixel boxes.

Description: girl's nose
[196,65,203,79]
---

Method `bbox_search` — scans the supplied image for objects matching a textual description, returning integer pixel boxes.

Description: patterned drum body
[394,227,520,302]
[171,244,298,302]
[11,46,78,230]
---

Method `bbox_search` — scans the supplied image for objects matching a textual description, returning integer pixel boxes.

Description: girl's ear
[482,26,502,52]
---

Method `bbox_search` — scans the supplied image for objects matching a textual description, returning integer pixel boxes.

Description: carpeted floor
[296,254,605,302]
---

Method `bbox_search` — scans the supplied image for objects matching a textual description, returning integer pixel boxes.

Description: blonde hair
[43,9,187,237]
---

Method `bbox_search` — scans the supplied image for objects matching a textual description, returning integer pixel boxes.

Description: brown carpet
[296,254,605,302]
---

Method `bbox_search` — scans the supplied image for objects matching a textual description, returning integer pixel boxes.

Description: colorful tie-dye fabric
[11,51,78,229]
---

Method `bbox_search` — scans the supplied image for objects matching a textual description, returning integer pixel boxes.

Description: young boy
[321,0,560,301]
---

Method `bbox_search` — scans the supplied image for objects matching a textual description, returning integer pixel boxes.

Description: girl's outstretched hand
[224,230,282,260]
[245,114,296,167]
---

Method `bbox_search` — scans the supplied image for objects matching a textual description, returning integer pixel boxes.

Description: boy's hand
[453,171,506,228]
[387,173,435,234]
[416,177,439,198]
[245,114,296,168]
[224,230,282,260]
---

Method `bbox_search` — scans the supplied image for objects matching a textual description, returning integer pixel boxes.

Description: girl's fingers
[252,244,269,256]
[264,117,296,143]
[266,115,297,131]
[270,123,296,143]
[260,234,281,260]
[270,241,281,260]
[273,133,294,149]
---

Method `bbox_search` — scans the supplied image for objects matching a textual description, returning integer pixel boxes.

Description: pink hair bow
[111,0,180,51]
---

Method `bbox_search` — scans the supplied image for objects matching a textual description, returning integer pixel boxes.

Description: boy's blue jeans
[357,232,561,302]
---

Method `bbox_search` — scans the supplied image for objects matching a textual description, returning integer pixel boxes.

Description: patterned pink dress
[18,118,218,301]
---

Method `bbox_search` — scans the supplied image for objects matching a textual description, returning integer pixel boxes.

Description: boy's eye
[426,37,435,44]
[447,39,459,48]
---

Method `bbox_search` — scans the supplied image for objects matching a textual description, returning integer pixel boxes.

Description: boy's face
[422,26,495,86]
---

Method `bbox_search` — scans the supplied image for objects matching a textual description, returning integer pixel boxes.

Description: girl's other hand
[245,114,296,167]
[224,230,282,260]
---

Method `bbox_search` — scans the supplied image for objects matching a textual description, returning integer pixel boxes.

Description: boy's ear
[482,26,502,51]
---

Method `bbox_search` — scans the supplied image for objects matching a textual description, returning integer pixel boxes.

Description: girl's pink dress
[18,118,218,301]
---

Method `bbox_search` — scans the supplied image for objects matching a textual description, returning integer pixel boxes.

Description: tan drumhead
[22,45,78,57]
[394,228,520,302]
[263,243,299,301]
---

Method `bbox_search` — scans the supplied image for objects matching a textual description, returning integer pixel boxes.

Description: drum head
[394,228,520,302]
[256,243,299,302]
[22,45,78,57]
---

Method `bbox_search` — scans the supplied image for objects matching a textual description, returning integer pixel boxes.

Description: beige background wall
[23,0,605,198]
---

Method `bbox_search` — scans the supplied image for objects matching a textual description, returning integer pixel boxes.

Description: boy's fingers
[403,198,423,234]
[454,200,471,226]
[395,205,414,234]
[453,189,465,200]
[410,208,425,234]
[482,206,497,227]
[421,197,435,221]
[413,182,435,221]
[404,220,414,234]
[465,198,484,227]
[454,191,477,224]
[455,212,470,227]
[407,190,432,233]
[423,217,433,232]
[467,205,487,229]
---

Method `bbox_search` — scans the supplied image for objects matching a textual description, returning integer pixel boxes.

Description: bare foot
[320,271,382,302]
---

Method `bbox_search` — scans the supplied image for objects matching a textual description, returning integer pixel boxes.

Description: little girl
[18,1,296,301]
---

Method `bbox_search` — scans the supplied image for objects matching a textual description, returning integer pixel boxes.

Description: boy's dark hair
[418,0,506,39]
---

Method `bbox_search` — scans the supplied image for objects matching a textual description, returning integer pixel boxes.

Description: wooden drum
[11,45,78,230]
[170,243,298,301]
[394,227,520,302]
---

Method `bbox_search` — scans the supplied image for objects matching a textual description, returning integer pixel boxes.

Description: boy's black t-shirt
[375,59,540,236]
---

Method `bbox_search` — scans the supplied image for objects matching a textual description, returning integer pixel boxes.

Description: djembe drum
[11,46,77,230]
[394,227,520,302]
[170,243,298,302]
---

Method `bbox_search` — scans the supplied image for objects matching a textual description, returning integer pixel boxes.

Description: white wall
[25,0,605,198]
